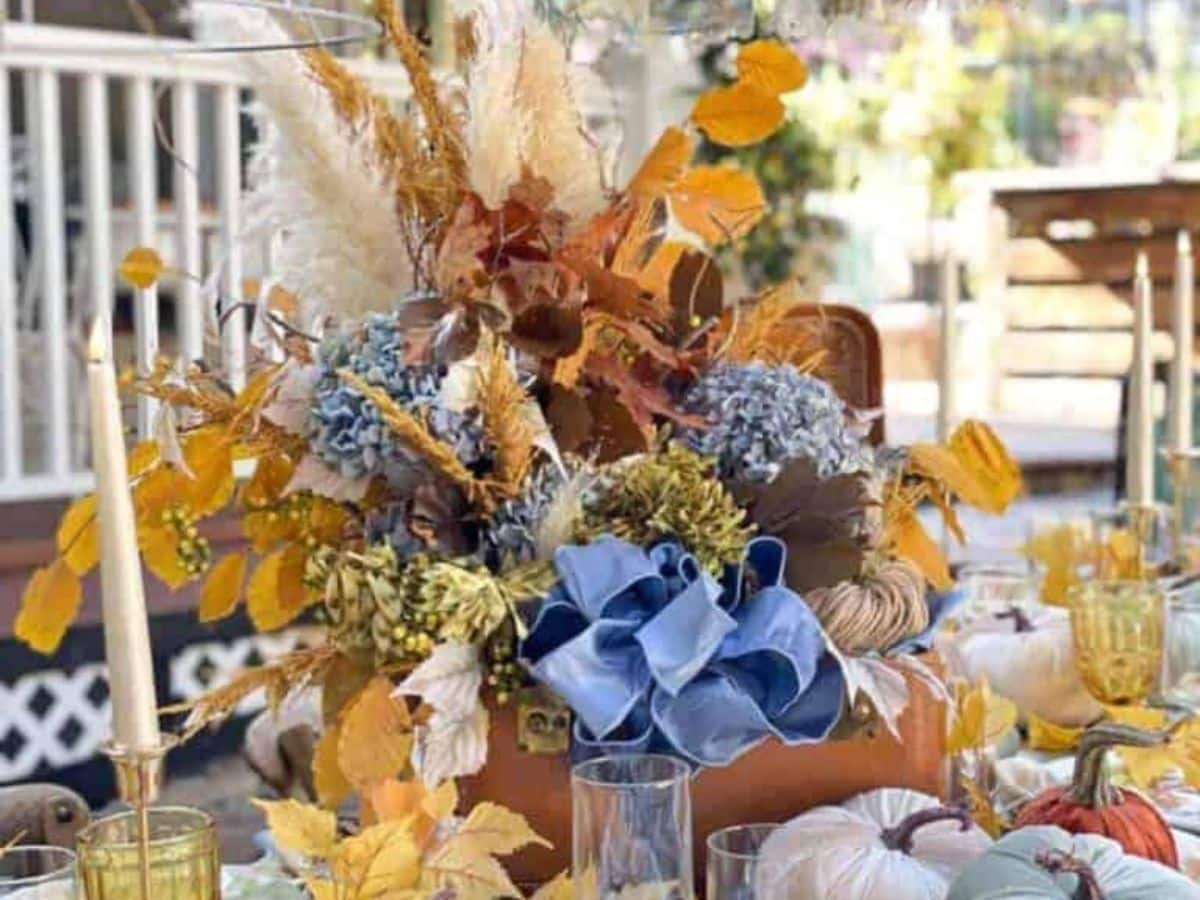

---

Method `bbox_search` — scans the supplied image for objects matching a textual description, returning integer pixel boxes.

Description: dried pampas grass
[462,9,607,221]
[196,6,415,326]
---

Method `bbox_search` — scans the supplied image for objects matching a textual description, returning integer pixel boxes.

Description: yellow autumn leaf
[243,453,296,507]
[118,246,164,290]
[1022,522,1087,606]
[947,679,1018,755]
[253,798,337,858]
[128,439,160,477]
[628,127,694,197]
[313,724,352,811]
[670,166,766,245]
[132,464,181,527]
[529,871,573,900]
[338,678,413,788]
[198,551,247,623]
[333,819,422,899]
[634,240,688,298]
[303,878,337,900]
[1120,717,1200,790]
[15,559,84,654]
[237,365,279,414]
[450,802,551,857]
[889,506,953,591]
[959,774,1007,840]
[736,40,808,95]
[365,778,441,848]
[691,81,785,147]
[246,548,311,632]
[424,843,521,900]
[1026,712,1083,752]
[948,420,1023,514]
[181,426,235,517]
[56,494,98,576]
[422,780,458,823]
[138,524,191,589]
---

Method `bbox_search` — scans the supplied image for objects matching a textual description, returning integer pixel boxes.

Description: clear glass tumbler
[0,846,76,899]
[76,807,219,900]
[572,754,694,900]
[1068,580,1165,707]
[706,824,779,900]
[957,561,1041,622]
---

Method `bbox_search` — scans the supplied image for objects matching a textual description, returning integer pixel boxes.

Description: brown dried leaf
[587,389,648,462]
[669,250,724,335]
[509,302,584,359]
[547,385,594,454]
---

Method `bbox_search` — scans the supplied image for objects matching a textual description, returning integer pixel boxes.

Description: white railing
[0,21,411,502]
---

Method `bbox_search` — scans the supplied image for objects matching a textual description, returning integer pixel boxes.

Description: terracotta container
[459,658,948,890]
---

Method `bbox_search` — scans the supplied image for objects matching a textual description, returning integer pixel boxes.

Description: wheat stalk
[338,369,492,512]
[477,335,535,495]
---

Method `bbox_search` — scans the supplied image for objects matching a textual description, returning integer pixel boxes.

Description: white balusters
[126,74,159,436]
[172,79,203,364]
[0,66,19,484]
[216,82,245,391]
[34,67,69,478]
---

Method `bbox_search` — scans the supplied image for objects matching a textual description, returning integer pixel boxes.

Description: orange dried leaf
[691,82,784,147]
[57,494,98,576]
[199,551,248,623]
[15,559,83,654]
[118,246,164,290]
[628,127,693,197]
[670,166,766,245]
[243,453,296,508]
[736,40,808,95]
[337,678,413,788]
[128,440,160,477]
[635,240,688,298]
[890,507,953,591]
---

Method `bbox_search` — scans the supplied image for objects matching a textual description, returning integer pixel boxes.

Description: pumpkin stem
[879,804,972,855]
[1035,849,1107,900]
[1069,722,1170,809]
[995,606,1035,633]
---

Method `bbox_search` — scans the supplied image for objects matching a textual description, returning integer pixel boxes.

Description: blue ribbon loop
[519,535,847,768]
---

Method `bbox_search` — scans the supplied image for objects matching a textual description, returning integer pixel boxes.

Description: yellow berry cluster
[485,636,522,706]
[161,504,211,578]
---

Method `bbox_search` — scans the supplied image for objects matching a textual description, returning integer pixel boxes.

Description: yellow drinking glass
[1068,580,1165,706]
[76,807,220,900]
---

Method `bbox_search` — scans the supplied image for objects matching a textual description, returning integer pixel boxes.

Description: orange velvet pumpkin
[1013,722,1179,868]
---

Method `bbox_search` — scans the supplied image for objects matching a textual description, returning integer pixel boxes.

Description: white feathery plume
[197,6,413,327]
[515,19,606,222]
[461,2,607,222]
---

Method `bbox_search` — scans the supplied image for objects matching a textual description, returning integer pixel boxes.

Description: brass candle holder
[76,737,220,900]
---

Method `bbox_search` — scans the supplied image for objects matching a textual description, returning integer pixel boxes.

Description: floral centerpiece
[17,2,1022,894]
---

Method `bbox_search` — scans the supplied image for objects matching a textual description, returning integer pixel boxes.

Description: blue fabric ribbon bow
[519,535,846,768]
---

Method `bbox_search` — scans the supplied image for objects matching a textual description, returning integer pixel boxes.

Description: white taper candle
[88,316,161,751]
[1171,230,1194,454]
[1128,252,1156,507]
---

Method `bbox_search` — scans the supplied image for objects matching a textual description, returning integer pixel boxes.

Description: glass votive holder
[706,824,779,900]
[572,754,693,900]
[76,808,220,900]
[957,560,1041,621]
[0,845,76,899]
[1164,580,1200,708]
[1068,580,1165,707]
[1089,502,1173,579]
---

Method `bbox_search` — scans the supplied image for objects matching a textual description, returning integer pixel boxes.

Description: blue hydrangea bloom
[480,460,569,567]
[680,362,871,484]
[308,312,484,482]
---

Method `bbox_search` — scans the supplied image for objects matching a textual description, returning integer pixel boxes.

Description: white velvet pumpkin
[936,607,1102,727]
[755,788,992,900]
[947,826,1200,899]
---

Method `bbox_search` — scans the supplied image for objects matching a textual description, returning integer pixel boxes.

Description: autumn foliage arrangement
[17,3,1022,894]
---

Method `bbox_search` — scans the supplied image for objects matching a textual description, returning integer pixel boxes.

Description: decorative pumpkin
[755,787,992,899]
[936,605,1102,727]
[1013,723,1179,868]
[806,558,929,653]
[947,826,1200,899]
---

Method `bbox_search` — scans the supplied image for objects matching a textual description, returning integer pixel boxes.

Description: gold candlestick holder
[76,736,220,900]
